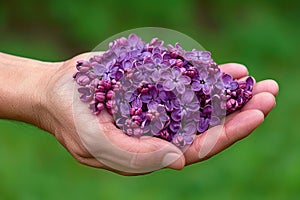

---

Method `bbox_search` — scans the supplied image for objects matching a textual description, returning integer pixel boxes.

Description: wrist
[0,53,59,125]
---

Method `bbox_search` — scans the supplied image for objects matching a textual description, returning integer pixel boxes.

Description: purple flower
[128,89,143,108]
[140,87,161,109]
[117,116,144,137]
[180,122,197,136]
[128,34,144,49]
[184,50,211,62]
[109,37,128,51]
[132,65,152,83]
[172,133,193,147]
[155,129,172,142]
[178,89,200,117]
[94,62,117,81]
[78,87,93,102]
[122,58,134,71]
[114,90,134,115]
[221,74,238,90]
[76,75,90,86]
[172,122,197,147]
[74,33,255,147]
[148,37,164,49]
[245,77,254,91]
[76,60,91,73]
[144,53,170,82]
[167,43,185,57]
[191,68,216,94]
[170,89,200,122]
[144,105,169,135]
[197,105,212,133]
[162,67,191,94]
[159,90,180,111]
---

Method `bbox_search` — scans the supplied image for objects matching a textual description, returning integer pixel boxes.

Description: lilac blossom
[128,90,143,108]
[140,87,161,109]
[191,68,217,94]
[162,67,191,94]
[172,133,193,147]
[159,90,180,111]
[73,34,254,148]
[197,105,212,133]
[167,43,185,57]
[144,53,170,82]
[221,74,238,90]
[178,89,200,117]
[145,105,169,135]
[184,50,212,63]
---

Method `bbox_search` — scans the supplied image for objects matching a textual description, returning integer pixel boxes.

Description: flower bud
[77,75,90,86]
[106,90,114,100]
[95,92,106,102]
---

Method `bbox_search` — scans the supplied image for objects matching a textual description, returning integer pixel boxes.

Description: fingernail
[162,153,184,170]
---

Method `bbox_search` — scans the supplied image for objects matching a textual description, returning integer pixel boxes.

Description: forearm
[0,52,57,124]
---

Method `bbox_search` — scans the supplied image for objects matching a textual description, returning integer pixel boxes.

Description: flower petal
[222,74,232,85]
[183,135,193,144]
[148,101,159,110]
[140,93,152,103]
[210,116,221,126]
[182,89,195,103]
[132,98,142,108]
[188,102,200,111]
[159,90,167,102]
[176,83,185,94]
[191,81,202,91]
[171,109,182,122]
[163,79,175,91]
[152,53,163,64]
[183,122,196,135]
[230,81,239,90]
[170,121,180,133]
[94,64,107,75]
[197,117,210,133]
[179,75,191,85]
[160,70,172,79]
[199,69,208,79]
[151,70,161,82]
[120,102,130,115]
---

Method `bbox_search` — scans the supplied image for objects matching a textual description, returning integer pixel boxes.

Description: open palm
[43,53,278,175]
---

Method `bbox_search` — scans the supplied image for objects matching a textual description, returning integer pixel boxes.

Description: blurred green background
[0,0,299,199]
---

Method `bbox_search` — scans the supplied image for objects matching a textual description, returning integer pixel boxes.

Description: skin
[0,52,278,175]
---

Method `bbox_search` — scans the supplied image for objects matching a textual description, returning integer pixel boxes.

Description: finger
[185,109,264,165]
[225,91,276,124]
[224,78,277,121]
[252,79,279,96]
[219,63,248,79]
[241,92,276,116]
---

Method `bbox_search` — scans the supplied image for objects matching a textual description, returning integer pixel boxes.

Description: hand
[0,52,278,176]
[44,54,278,174]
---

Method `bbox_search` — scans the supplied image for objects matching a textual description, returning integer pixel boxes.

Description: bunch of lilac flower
[73,34,254,147]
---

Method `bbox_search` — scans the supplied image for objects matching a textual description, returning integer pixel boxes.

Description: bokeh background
[0,0,299,199]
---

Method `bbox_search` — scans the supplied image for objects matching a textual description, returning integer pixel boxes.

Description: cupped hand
[40,53,278,175]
